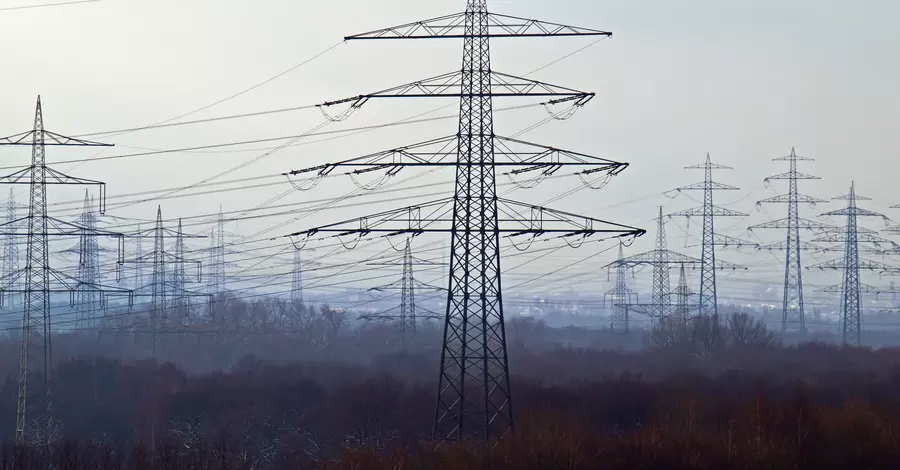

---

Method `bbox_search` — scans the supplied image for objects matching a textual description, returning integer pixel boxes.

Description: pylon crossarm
[318,71,593,109]
[669,206,747,218]
[287,197,645,240]
[0,130,113,147]
[713,233,757,248]
[286,134,627,181]
[822,206,888,218]
[687,233,758,248]
[807,257,900,273]
[764,171,821,181]
[345,12,612,40]
[758,241,829,252]
[685,161,732,170]
[757,194,828,205]
[748,217,838,232]
[816,283,899,294]
[671,181,739,192]
[813,232,898,247]
[0,270,25,292]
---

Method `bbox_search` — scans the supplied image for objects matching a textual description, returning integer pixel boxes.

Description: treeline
[0,312,898,467]
[2,350,900,468]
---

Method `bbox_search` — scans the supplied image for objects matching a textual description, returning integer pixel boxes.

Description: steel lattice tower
[151,207,167,350]
[0,97,130,445]
[133,225,143,291]
[206,207,226,297]
[2,188,22,307]
[753,148,826,333]
[672,264,693,325]
[291,247,303,304]
[362,238,444,346]
[124,207,206,355]
[652,207,672,319]
[806,182,900,345]
[170,219,191,327]
[603,242,637,331]
[606,207,740,328]
[285,0,646,442]
[73,192,103,330]
[670,154,748,317]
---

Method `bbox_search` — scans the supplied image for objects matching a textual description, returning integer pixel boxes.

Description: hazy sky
[0,0,898,310]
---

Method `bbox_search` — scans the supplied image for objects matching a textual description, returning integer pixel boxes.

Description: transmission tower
[1,188,24,307]
[669,154,749,317]
[603,243,637,331]
[124,207,206,356]
[750,148,827,334]
[170,219,193,328]
[69,192,106,330]
[606,207,738,329]
[291,246,303,304]
[206,207,226,299]
[361,238,445,346]
[806,182,900,345]
[671,264,694,325]
[0,97,132,445]
[285,0,646,442]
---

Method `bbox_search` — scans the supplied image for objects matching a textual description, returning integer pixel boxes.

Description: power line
[0,0,99,12]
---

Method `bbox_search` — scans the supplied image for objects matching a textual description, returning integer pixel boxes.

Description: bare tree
[321,304,347,343]
[728,312,777,347]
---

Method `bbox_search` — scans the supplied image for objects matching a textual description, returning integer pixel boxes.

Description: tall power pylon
[603,243,638,331]
[1,188,24,307]
[285,0,645,441]
[671,264,694,324]
[0,97,131,444]
[70,192,106,329]
[361,238,444,346]
[291,247,303,304]
[752,148,827,333]
[206,207,226,299]
[670,154,749,317]
[806,182,900,345]
[606,207,740,329]
[125,207,206,356]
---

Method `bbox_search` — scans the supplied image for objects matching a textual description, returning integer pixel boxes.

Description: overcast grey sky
[0,0,898,307]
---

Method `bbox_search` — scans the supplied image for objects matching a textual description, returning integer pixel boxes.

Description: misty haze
[0,0,898,468]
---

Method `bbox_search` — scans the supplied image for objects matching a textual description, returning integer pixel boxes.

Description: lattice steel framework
[0,97,131,445]
[73,192,103,329]
[124,207,206,356]
[752,148,826,333]
[206,207,226,298]
[362,238,444,346]
[291,247,303,304]
[670,154,748,317]
[806,182,900,345]
[606,207,742,328]
[603,243,637,331]
[285,0,646,442]
[2,188,23,307]
[672,264,694,325]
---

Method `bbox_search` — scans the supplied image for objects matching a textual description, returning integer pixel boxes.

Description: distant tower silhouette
[362,238,444,347]
[74,192,102,329]
[604,243,637,331]
[672,264,693,325]
[2,188,22,307]
[291,247,303,305]
[754,147,825,334]
[808,182,899,345]
[670,154,748,316]
[652,208,671,319]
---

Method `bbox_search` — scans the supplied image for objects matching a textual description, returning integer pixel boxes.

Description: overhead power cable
[0,0,99,12]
